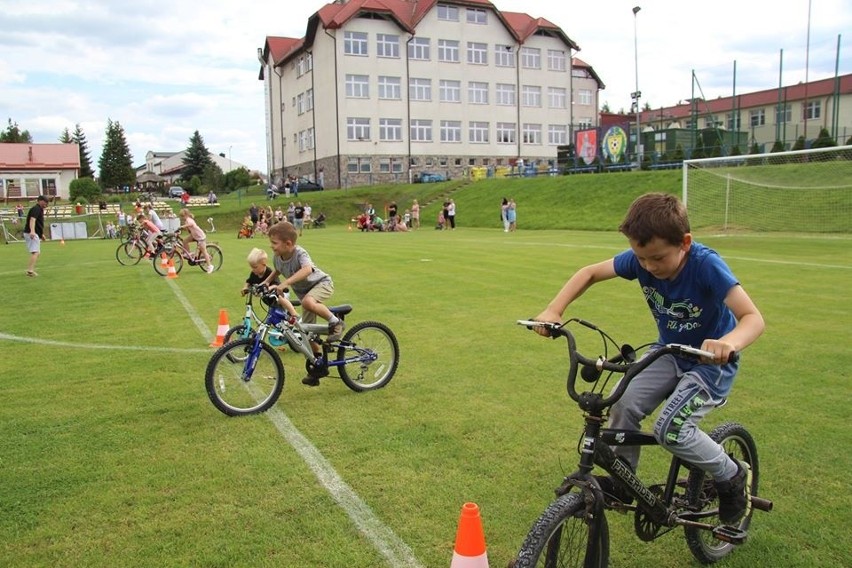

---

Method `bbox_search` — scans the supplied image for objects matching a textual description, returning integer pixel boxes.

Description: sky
[1,0,850,174]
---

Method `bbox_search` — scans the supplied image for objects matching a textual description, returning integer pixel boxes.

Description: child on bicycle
[136,213,161,257]
[241,247,298,320]
[178,208,213,273]
[262,221,344,386]
[534,192,765,525]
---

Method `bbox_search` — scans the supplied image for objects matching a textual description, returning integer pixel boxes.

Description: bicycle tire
[684,422,759,564]
[512,492,609,568]
[152,249,181,276]
[336,320,399,392]
[205,338,284,416]
[116,240,145,266]
[198,243,223,272]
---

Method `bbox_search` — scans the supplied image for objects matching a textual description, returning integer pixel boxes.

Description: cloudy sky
[2,0,849,173]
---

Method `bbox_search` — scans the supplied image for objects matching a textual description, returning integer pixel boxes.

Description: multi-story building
[258,0,603,189]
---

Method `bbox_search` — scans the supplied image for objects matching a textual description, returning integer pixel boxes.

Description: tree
[72,124,95,178]
[0,118,33,143]
[811,127,836,149]
[792,135,806,151]
[181,131,213,188]
[223,166,252,193]
[98,119,135,190]
[69,177,102,203]
[59,128,73,144]
[601,102,611,113]
[202,161,224,192]
[770,140,785,153]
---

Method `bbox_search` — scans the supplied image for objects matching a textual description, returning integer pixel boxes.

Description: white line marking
[0,332,210,353]
[168,281,424,567]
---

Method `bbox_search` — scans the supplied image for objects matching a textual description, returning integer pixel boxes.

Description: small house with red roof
[0,143,80,202]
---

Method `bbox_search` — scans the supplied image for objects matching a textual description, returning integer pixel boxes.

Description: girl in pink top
[178,208,213,273]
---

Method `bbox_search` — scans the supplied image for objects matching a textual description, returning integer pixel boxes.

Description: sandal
[26,270,38,277]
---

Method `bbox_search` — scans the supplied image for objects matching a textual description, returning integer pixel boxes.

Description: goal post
[682,146,852,234]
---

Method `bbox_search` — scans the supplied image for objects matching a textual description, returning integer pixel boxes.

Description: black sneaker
[716,459,750,525]
[301,376,320,386]
[327,320,345,341]
[595,475,634,505]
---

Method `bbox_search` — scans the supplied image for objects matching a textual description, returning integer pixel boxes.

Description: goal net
[682,146,852,234]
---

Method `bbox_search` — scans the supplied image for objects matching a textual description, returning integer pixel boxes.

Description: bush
[69,177,101,203]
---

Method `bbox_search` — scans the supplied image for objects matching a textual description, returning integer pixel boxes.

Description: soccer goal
[682,146,852,234]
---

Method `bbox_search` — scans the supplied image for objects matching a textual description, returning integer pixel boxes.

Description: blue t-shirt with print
[613,242,739,348]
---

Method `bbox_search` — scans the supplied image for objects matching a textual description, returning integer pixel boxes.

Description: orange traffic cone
[210,309,229,347]
[160,252,169,268]
[166,258,179,279]
[450,502,489,568]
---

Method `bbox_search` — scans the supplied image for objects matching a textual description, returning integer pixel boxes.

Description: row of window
[345,118,570,145]
[344,31,567,71]
[0,177,56,198]
[700,101,821,130]
[347,154,543,174]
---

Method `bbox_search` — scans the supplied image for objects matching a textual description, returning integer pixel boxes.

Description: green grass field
[1,180,851,567]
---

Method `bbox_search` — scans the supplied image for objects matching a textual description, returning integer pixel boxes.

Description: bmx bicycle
[510,319,772,567]
[205,285,399,416]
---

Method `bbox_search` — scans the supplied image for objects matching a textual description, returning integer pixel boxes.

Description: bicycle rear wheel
[152,249,182,276]
[198,243,223,272]
[205,338,284,416]
[336,321,399,392]
[684,422,759,564]
[116,240,145,265]
[512,492,609,568]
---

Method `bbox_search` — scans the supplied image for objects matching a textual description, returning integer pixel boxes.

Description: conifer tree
[73,124,95,178]
[59,128,73,143]
[98,119,135,190]
[181,130,213,187]
[0,118,33,143]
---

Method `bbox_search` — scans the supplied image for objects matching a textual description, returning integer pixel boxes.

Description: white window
[307,127,315,149]
[379,118,403,141]
[345,74,369,98]
[410,119,433,142]
[548,124,567,145]
[378,76,401,100]
[548,87,566,109]
[578,89,592,105]
[726,112,741,130]
[496,122,516,143]
[408,37,430,60]
[803,100,821,120]
[296,93,305,114]
[467,42,487,65]
[468,81,488,104]
[467,8,487,24]
[495,45,515,67]
[438,39,459,62]
[522,123,542,144]
[347,117,371,141]
[305,88,314,111]
[521,47,540,69]
[441,120,462,142]
[577,118,593,130]
[440,80,461,103]
[298,130,307,152]
[379,158,405,173]
[377,34,400,58]
[409,78,432,101]
[437,4,459,21]
[748,110,764,126]
[348,157,372,173]
[496,83,515,106]
[344,31,368,56]
[469,121,489,143]
[547,49,566,71]
[522,85,541,107]
[297,56,306,77]
[775,104,791,124]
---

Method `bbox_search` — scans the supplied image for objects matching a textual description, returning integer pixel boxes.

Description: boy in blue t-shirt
[534,192,765,525]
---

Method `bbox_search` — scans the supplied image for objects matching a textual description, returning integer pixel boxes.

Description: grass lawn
[1,179,850,567]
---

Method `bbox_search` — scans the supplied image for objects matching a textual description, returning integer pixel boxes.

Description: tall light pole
[632,6,642,165]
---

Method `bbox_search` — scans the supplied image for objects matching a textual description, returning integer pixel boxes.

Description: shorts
[294,219,304,229]
[300,280,334,324]
[25,233,41,254]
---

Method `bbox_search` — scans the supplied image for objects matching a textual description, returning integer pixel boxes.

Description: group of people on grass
[356,200,421,232]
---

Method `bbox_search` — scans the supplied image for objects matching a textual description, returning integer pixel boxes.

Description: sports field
[1,212,850,566]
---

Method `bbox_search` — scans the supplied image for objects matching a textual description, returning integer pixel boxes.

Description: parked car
[293,177,323,192]
[417,172,447,183]
[168,186,186,198]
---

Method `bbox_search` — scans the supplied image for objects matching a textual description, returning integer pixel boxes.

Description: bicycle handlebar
[517,320,738,409]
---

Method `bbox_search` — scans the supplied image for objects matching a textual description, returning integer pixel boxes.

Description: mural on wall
[576,129,598,165]
[601,125,628,163]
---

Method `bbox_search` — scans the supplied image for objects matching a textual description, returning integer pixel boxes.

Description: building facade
[258,0,603,189]
[0,143,80,201]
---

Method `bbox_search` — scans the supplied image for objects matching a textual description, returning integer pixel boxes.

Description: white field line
[169,280,425,568]
[0,332,210,353]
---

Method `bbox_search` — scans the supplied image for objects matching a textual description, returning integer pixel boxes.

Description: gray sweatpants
[609,352,739,481]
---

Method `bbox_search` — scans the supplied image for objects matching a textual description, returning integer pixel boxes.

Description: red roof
[0,143,81,170]
[264,0,578,69]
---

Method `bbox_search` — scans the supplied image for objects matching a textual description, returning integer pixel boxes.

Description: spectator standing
[441,200,450,230]
[501,197,510,232]
[249,203,259,226]
[24,195,48,277]
[293,202,305,236]
[387,201,398,222]
[446,199,456,230]
[410,199,420,229]
[507,198,517,232]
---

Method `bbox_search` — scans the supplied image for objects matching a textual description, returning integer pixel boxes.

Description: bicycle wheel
[116,240,145,265]
[152,249,181,276]
[198,243,223,272]
[512,492,609,568]
[684,422,759,564]
[336,321,399,392]
[205,338,284,416]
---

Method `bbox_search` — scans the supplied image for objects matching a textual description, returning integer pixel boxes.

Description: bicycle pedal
[711,525,748,545]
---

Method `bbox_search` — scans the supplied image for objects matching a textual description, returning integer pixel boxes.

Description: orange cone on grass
[166,257,179,279]
[450,502,489,568]
[160,252,169,268]
[210,309,229,347]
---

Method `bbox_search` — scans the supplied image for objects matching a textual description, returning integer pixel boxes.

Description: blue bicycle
[205,286,399,416]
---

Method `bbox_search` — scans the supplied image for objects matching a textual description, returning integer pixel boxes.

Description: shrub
[69,177,102,203]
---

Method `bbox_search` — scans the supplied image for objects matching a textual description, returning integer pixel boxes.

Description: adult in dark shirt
[25,195,49,277]
[293,202,305,236]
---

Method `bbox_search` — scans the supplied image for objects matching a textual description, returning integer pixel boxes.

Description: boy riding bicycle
[534,193,765,525]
